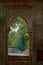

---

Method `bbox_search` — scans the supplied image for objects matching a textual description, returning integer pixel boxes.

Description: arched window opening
[8,16,30,56]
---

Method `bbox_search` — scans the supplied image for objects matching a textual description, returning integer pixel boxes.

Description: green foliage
[24,34,30,49]
[0,13,5,26]
[8,16,30,49]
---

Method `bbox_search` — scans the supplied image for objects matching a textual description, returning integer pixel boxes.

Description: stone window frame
[6,6,34,62]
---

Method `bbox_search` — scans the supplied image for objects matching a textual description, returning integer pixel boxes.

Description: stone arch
[8,14,31,33]
[8,15,30,56]
[9,14,29,25]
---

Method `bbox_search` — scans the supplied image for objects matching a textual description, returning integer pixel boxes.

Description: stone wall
[0,1,43,65]
[0,4,7,65]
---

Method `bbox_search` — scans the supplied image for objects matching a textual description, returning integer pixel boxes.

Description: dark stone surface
[0,1,43,65]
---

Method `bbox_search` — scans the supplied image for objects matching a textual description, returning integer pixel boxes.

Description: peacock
[16,34,25,52]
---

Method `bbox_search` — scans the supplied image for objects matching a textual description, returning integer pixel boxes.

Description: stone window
[8,16,30,56]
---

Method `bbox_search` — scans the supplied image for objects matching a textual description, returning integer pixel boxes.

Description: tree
[8,16,30,50]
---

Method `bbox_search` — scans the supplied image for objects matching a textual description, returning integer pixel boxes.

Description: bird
[16,34,25,52]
